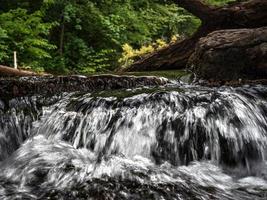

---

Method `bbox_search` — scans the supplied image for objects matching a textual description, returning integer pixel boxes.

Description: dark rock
[0,75,169,99]
[190,27,267,81]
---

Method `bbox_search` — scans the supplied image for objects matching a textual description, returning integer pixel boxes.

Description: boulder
[190,27,267,80]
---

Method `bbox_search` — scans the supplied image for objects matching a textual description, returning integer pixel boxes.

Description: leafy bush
[0,8,56,71]
[119,36,179,68]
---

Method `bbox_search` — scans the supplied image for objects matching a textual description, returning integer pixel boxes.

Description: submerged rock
[190,27,267,81]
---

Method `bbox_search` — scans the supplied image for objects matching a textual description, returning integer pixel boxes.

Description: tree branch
[176,0,214,21]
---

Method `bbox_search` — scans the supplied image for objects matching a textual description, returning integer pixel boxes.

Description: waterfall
[0,97,39,161]
[0,84,267,199]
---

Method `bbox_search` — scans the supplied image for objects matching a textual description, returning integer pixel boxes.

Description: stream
[0,80,267,199]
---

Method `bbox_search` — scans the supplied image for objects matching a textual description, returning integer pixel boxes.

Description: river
[0,81,267,199]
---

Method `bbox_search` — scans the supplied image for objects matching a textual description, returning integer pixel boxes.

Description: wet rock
[179,74,194,84]
[190,27,267,81]
[0,75,169,99]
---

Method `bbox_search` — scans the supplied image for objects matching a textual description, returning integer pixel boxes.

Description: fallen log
[126,0,267,71]
[0,65,38,77]
[190,27,267,80]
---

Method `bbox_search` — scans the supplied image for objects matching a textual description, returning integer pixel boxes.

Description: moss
[83,70,189,80]
[119,70,189,80]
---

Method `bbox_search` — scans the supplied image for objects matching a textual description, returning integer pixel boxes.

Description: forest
[0,0,234,74]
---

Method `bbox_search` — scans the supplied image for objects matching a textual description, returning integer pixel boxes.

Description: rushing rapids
[0,82,267,199]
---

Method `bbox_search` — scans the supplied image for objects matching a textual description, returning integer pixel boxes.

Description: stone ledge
[0,75,169,99]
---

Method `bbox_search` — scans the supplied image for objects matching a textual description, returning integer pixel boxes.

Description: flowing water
[0,81,267,199]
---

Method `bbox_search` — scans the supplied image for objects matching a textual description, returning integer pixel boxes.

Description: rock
[179,74,193,84]
[0,75,169,99]
[190,27,267,81]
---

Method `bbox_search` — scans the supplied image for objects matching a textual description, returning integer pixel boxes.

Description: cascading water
[0,97,39,161]
[0,82,267,199]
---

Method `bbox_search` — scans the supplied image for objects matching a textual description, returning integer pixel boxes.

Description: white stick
[14,51,17,69]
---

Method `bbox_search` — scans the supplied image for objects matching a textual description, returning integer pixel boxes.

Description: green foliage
[41,0,200,73]
[0,8,56,71]
[63,36,116,73]
[0,28,9,61]
[80,49,117,73]
[119,36,179,68]
[206,0,236,5]
[0,0,232,74]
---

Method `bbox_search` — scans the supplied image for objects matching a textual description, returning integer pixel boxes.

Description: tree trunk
[190,27,267,80]
[0,65,38,76]
[126,0,267,71]
[59,16,65,56]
